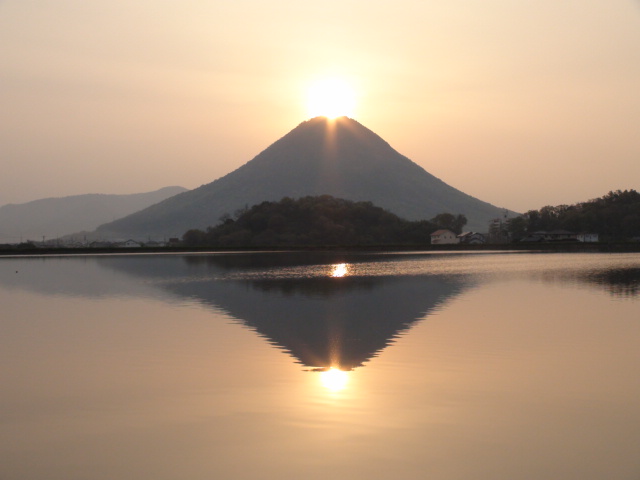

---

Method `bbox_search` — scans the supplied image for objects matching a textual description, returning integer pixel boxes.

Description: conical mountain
[97,116,512,239]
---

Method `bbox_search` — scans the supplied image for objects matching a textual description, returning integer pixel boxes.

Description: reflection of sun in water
[331,263,349,277]
[307,77,356,119]
[320,368,349,391]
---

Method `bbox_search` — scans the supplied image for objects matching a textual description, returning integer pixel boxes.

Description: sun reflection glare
[331,263,349,277]
[320,368,349,391]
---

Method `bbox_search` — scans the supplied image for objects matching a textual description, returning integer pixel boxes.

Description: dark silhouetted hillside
[507,189,640,241]
[182,195,438,246]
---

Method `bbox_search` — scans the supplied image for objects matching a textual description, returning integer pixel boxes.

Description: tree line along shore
[2,190,639,253]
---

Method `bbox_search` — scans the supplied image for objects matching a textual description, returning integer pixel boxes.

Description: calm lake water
[1,251,640,480]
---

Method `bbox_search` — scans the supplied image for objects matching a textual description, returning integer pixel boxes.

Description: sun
[307,77,356,119]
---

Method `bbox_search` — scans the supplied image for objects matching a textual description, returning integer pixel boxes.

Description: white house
[430,229,459,245]
[119,239,142,248]
[577,233,599,243]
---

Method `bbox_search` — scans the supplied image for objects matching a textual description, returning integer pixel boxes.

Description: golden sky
[1,1,639,212]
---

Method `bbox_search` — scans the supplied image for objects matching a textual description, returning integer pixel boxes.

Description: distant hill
[0,186,187,243]
[96,117,514,240]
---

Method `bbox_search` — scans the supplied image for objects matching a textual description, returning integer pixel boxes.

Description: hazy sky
[1,1,639,213]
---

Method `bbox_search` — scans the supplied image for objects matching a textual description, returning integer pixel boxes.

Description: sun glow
[320,367,349,391]
[307,77,356,119]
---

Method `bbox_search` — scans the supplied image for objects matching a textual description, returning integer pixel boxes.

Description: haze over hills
[0,186,187,243]
[96,117,515,240]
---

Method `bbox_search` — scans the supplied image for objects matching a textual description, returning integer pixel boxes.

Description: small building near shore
[520,230,599,243]
[457,231,486,245]
[119,239,142,248]
[430,229,459,245]
[577,233,599,243]
[89,241,116,248]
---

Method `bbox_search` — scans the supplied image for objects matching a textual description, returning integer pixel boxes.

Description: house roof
[431,229,455,236]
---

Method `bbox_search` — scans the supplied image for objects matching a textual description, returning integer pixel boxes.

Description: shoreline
[2,242,640,257]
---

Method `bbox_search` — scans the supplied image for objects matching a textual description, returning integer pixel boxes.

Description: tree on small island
[182,196,462,247]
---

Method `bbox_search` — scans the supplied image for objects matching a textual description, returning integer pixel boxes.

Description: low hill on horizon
[96,117,515,240]
[182,195,440,246]
[0,186,187,243]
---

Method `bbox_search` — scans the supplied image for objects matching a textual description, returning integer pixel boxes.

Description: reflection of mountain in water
[569,268,640,298]
[0,256,160,299]
[177,275,468,370]
[5,253,637,369]
[535,265,640,299]
[100,253,473,371]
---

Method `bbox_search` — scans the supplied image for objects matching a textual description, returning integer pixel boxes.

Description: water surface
[1,251,639,480]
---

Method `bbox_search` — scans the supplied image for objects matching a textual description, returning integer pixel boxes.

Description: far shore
[1,242,640,257]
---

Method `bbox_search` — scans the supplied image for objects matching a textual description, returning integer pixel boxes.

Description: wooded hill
[182,196,461,247]
[508,190,640,241]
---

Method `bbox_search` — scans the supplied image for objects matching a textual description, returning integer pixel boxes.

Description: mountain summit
[97,117,512,239]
